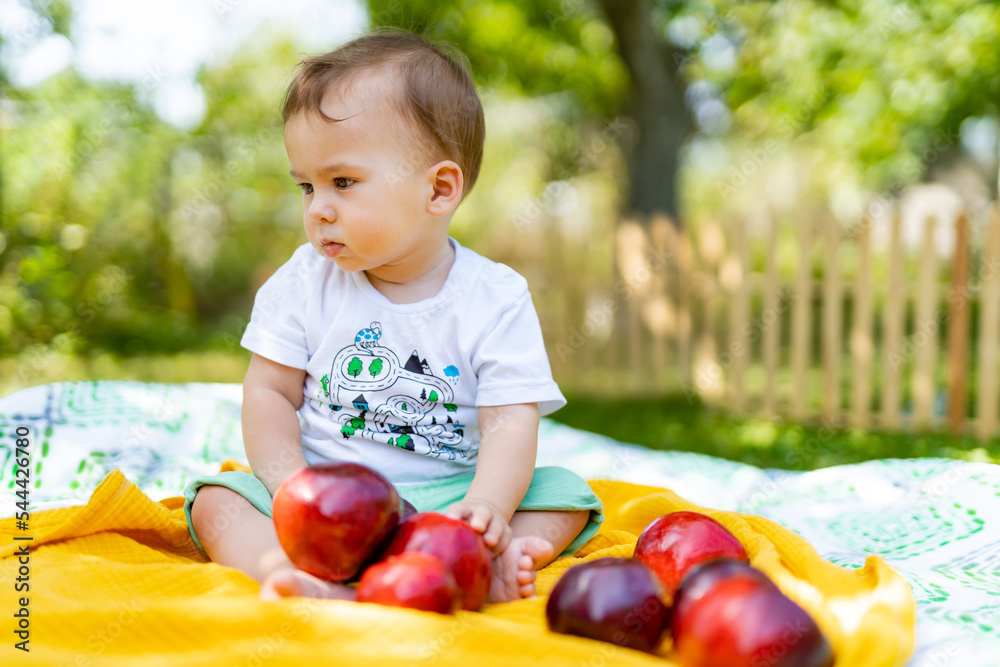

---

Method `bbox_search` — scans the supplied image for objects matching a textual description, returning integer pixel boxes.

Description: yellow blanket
[0,464,915,666]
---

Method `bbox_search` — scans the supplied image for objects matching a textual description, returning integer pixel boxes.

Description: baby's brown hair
[282,29,485,199]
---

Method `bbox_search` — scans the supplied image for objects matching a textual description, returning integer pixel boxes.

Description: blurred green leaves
[1,37,308,364]
[370,0,628,117]
[2,0,999,381]
[369,0,1000,216]
[682,0,1000,192]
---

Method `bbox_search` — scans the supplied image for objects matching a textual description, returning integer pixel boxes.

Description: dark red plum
[672,565,834,667]
[400,497,418,520]
[673,558,775,615]
[546,558,670,653]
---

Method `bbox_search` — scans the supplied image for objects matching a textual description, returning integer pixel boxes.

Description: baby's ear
[427,160,464,216]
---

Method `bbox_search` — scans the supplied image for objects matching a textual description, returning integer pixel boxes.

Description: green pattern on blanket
[0,381,244,505]
[2,381,999,666]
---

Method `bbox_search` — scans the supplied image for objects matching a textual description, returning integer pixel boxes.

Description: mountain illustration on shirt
[316,322,470,460]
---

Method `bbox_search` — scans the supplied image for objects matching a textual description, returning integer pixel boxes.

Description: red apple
[671,560,833,667]
[546,558,670,653]
[633,511,748,599]
[347,496,423,584]
[357,552,460,614]
[272,462,400,582]
[384,512,492,611]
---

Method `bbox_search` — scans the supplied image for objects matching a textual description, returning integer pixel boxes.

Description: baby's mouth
[321,241,345,258]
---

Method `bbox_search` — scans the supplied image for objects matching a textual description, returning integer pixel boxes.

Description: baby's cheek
[357,224,394,250]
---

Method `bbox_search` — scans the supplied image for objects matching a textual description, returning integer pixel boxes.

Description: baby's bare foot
[488,535,554,603]
[259,565,356,602]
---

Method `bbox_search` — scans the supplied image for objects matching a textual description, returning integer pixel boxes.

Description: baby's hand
[446,498,512,555]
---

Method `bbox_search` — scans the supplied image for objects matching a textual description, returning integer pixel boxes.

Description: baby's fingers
[446,503,490,533]
[487,521,513,555]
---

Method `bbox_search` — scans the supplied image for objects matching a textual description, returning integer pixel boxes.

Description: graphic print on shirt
[317,322,471,460]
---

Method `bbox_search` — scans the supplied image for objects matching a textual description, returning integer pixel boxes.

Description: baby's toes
[516,568,536,585]
[519,582,536,598]
[520,535,555,565]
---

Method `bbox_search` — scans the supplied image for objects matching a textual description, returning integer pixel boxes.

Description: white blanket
[1,380,997,666]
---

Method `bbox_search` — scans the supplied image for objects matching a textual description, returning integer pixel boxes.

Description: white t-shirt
[241,238,566,485]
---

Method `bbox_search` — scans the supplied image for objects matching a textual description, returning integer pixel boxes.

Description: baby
[184,29,603,604]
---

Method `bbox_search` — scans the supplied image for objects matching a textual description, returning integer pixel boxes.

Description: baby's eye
[297,182,314,195]
[334,177,355,190]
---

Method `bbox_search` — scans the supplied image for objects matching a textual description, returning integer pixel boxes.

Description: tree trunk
[596,0,692,226]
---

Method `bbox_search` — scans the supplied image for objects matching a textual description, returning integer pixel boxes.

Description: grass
[0,349,249,398]
[3,350,998,471]
[550,394,1000,470]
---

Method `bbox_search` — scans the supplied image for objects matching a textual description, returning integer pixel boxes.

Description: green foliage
[745,2,995,187]
[28,1,72,36]
[1,36,309,362]
[4,0,999,389]
[367,0,630,189]
[368,0,1000,213]
[368,0,628,116]
[2,69,193,358]
[663,0,1000,198]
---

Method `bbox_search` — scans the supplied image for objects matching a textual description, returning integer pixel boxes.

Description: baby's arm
[446,402,540,553]
[242,353,310,496]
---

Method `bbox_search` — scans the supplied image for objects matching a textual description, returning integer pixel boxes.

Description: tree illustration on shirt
[320,322,472,460]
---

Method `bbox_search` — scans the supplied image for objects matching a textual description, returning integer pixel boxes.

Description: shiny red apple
[271,462,400,582]
[671,560,834,667]
[357,552,460,614]
[384,512,492,610]
[546,558,670,653]
[633,511,748,599]
[347,496,423,583]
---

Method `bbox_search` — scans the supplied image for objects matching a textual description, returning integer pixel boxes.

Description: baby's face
[284,92,445,276]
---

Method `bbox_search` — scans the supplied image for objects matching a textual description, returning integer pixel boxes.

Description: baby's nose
[308,195,336,223]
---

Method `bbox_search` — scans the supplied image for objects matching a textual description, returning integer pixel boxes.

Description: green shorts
[183,465,604,559]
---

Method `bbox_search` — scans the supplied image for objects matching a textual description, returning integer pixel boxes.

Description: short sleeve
[472,290,566,416]
[240,247,313,369]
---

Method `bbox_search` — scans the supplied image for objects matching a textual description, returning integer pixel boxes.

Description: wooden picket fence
[494,196,1000,439]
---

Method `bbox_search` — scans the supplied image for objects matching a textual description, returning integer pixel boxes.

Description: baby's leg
[189,484,354,601]
[488,509,591,603]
